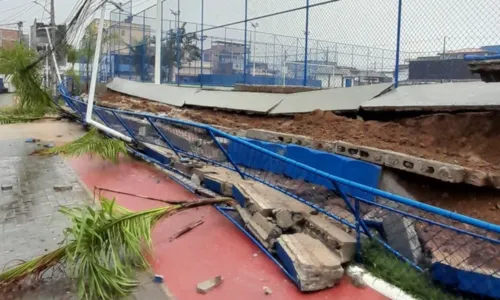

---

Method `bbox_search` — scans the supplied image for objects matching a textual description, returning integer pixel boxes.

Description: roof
[481,45,500,54]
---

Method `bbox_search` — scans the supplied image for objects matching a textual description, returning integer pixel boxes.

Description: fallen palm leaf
[0,197,231,299]
[39,128,128,162]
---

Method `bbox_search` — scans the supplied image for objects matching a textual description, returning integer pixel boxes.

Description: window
[121,30,125,36]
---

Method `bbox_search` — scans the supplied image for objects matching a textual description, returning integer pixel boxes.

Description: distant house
[408,47,500,81]
[286,60,391,88]
[0,28,20,50]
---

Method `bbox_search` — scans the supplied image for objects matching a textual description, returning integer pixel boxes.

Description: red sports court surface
[70,155,388,300]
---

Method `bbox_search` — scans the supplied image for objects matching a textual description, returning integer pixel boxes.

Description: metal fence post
[208,130,245,179]
[354,198,362,262]
[394,0,403,88]
[243,0,248,84]
[176,0,181,86]
[142,11,146,82]
[129,3,132,81]
[117,12,122,79]
[331,180,373,239]
[303,0,310,86]
[200,0,204,88]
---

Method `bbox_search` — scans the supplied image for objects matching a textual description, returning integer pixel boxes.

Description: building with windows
[0,28,20,50]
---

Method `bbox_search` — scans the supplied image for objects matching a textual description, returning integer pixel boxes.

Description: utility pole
[17,22,23,44]
[50,0,56,94]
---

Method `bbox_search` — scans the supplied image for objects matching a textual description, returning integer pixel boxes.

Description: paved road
[0,139,89,299]
[0,93,14,108]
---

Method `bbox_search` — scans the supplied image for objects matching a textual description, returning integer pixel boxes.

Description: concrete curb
[347,265,417,300]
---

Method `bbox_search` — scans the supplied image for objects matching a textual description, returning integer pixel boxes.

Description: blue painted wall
[227,138,381,202]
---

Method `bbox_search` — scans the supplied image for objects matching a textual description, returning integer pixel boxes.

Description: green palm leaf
[40,128,129,162]
[0,197,231,299]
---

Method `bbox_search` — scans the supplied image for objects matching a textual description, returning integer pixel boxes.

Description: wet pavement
[0,139,88,299]
[0,123,171,300]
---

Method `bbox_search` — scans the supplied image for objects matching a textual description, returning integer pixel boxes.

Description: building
[202,41,247,74]
[29,20,67,65]
[286,60,391,88]
[407,48,498,81]
[87,18,152,55]
[0,28,20,50]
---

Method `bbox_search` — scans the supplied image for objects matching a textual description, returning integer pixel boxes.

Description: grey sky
[1,0,499,72]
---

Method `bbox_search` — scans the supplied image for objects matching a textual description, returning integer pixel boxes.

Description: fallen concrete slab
[276,233,344,291]
[303,214,356,263]
[361,81,500,112]
[107,77,191,107]
[269,83,392,114]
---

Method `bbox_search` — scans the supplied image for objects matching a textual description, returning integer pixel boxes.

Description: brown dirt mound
[98,91,500,173]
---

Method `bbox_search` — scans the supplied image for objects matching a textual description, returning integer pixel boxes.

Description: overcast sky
[1,0,499,71]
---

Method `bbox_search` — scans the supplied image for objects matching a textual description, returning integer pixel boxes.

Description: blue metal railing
[59,84,500,299]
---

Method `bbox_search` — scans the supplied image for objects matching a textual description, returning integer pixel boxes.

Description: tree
[160,22,201,83]
[127,37,155,82]
[66,45,78,70]
[79,26,118,91]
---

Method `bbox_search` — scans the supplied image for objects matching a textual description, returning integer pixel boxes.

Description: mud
[98,90,500,174]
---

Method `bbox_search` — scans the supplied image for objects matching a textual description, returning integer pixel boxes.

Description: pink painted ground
[70,155,387,300]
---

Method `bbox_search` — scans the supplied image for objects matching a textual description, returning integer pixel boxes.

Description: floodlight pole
[85,1,132,142]
[154,0,162,84]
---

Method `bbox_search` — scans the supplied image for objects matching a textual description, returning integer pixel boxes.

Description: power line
[0,2,32,14]
[0,3,36,25]
[40,0,49,20]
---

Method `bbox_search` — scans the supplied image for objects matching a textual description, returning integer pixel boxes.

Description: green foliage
[66,45,78,68]
[0,106,47,124]
[362,240,465,300]
[160,22,201,82]
[0,197,230,299]
[41,128,128,162]
[0,44,54,112]
[60,198,179,299]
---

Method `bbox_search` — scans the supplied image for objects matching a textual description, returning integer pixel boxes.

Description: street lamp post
[250,22,258,77]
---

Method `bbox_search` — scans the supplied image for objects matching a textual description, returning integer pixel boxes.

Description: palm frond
[0,197,231,299]
[40,128,128,162]
[0,106,54,125]
[0,44,54,112]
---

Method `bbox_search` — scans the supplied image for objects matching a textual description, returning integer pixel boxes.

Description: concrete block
[246,129,316,148]
[236,206,281,249]
[382,214,422,264]
[335,140,466,184]
[488,172,500,189]
[194,166,242,196]
[196,276,223,294]
[303,214,356,263]
[235,181,283,216]
[276,233,344,291]
[464,169,489,187]
[274,209,294,230]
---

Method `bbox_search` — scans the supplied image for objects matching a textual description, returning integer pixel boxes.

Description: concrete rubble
[277,233,344,291]
[196,276,223,294]
[140,141,360,291]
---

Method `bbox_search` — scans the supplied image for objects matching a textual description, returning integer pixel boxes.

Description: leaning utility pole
[50,0,56,94]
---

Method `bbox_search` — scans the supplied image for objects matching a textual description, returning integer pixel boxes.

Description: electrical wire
[0,3,36,25]
[0,2,33,15]
[40,0,49,21]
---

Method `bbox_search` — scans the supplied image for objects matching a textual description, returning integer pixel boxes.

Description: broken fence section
[60,85,500,299]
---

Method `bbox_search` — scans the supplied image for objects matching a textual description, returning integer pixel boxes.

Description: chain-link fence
[78,0,500,89]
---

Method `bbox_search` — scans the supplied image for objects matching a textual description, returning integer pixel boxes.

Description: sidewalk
[0,121,170,300]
